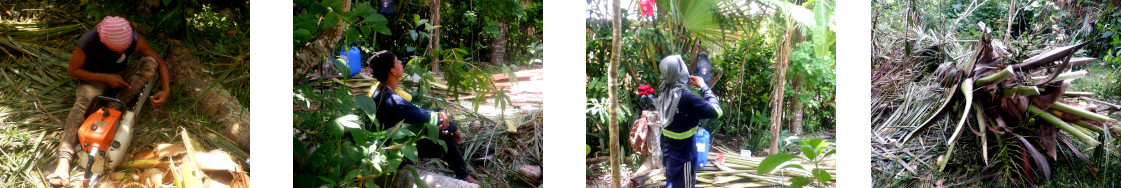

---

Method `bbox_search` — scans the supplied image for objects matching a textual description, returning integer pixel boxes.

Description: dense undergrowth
[292,0,543,187]
[585,0,836,186]
[585,0,836,160]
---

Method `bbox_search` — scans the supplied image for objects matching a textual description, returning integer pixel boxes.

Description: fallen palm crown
[899,21,1118,181]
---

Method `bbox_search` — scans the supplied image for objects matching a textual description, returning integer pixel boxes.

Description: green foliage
[476,0,526,38]
[81,0,248,45]
[1085,3,1121,97]
[757,138,835,188]
[293,0,390,49]
[293,80,442,187]
[399,14,437,54]
[376,0,542,67]
[786,42,836,130]
[585,0,836,155]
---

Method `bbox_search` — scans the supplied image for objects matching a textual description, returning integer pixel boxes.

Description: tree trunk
[768,20,796,155]
[608,0,622,187]
[166,47,251,151]
[791,75,803,135]
[490,22,508,65]
[292,0,352,78]
[429,0,442,74]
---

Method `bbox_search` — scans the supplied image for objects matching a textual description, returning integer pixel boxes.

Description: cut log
[167,47,251,151]
[518,164,542,181]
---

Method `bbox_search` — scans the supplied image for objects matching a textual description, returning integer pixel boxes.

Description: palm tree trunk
[429,0,442,74]
[167,47,251,151]
[608,0,623,187]
[768,20,796,155]
[490,22,508,65]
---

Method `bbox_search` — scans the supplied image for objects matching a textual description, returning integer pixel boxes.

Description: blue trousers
[663,136,696,188]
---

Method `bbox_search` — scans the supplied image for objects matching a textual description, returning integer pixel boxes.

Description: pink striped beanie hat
[97,16,133,53]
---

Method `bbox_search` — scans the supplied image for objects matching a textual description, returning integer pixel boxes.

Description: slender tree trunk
[490,22,508,65]
[292,0,351,78]
[792,75,803,135]
[608,0,622,187]
[769,20,795,155]
[429,0,442,74]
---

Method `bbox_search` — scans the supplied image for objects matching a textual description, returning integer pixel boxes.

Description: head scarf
[655,55,689,128]
[97,16,133,53]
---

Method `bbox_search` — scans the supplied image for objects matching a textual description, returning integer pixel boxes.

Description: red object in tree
[640,0,655,17]
[638,84,655,95]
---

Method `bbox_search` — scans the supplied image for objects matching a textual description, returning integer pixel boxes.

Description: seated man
[48,16,172,186]
[366,50,476,183]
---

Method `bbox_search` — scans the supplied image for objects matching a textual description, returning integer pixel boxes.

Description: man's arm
[395,97,441,127]
[67,48,131,88]
[135,35,171,108]
[687,76,723,119]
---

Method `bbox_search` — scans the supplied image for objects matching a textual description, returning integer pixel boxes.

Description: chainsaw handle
[94,96,124,105]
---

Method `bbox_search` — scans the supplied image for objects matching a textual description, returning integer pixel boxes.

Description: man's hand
[452,131,465,144]
[149,90,169,108]
[689,75,706,88]
[438,111,450,130]
[104,74,131,89]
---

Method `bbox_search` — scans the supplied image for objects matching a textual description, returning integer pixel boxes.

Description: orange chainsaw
[76,78,155,187]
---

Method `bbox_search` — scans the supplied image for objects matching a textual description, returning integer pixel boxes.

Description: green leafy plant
[293,0,390,49]
[294,64,444,187]
[757,138,835,188]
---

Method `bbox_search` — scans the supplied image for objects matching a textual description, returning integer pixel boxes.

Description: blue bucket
[339,47,362,76]
[695,127,710,169]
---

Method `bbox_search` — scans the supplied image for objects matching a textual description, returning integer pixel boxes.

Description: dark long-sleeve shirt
[662,86,722,136]
[662,85,722,171]
[369,86,455,132]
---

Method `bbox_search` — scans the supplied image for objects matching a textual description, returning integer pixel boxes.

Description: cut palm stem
[1064,92,1095,97]
[1030,70,1087,83]
[1002,86,1040,96]
[1050,102,1113,122]
[1072,123,1096,138]
[974,103,988,165]
[941,80,974,172]
[1029,106,1101,147]
[948,79,974,145]
[1074,120,1106,134]
[975,67,1013,87]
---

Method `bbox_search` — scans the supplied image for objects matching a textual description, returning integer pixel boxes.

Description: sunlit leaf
[331,57,350,77]
[402,145,418,162]
[757,153,804,174]
[790,176,813,188]
[813,168,831,184]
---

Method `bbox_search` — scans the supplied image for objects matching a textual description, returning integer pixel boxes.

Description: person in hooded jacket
[655,55,722,188]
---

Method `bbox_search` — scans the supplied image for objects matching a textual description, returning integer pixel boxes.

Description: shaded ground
[437,67,545,187]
